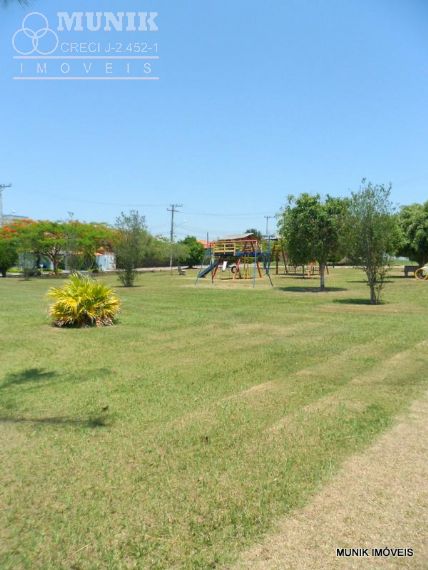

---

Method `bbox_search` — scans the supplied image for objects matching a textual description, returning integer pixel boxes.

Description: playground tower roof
[217,233,257,242]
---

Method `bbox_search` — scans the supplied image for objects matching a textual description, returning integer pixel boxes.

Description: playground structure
[196,234,328,286]
[196,234,273,287]
[415,264,428,280]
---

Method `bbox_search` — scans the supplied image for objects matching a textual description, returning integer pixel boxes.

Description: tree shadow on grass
[347,279,394,284]
[0,414,109,428]
[333,298,383,305]
[278,286,348,293]
[387,275,412,280]
[0,368,112,429]
[1,367,111,391]
[1,368,56,388]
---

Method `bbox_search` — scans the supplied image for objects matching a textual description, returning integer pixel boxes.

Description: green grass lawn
[1,268,427,569]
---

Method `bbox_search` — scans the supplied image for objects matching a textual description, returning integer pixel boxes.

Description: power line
[167,204,183,273]
[23,188,275,217]
[12,187,278,219]
[17,188,168,209]
[185,210,275,218]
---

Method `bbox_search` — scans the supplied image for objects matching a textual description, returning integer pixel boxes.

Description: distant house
[198,239,215,250]
[18,248,116,273]
[95,250,116,271]
[1,214,29,227]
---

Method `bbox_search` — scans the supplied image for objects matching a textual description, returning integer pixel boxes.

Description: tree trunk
[369,284,376,305]
[319,263,326,291]
[52,257,59,274]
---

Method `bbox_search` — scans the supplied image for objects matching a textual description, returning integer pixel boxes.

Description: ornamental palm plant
[48,273,120,327]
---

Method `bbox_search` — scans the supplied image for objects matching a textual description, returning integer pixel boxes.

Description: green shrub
[118,268,137,287]
[48,273,120,327]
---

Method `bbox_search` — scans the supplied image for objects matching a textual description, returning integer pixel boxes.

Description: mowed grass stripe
[169,336,425,439]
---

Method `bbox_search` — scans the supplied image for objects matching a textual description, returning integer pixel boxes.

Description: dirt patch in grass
[235,392,428,569]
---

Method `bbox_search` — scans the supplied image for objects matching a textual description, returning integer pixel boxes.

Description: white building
[95,252,116,271]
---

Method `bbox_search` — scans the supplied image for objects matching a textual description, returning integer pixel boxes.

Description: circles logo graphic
[12,12,59,56]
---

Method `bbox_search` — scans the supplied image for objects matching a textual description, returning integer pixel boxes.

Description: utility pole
[0,183,12,227]
[264,215,274,238]
[167,203,183,273]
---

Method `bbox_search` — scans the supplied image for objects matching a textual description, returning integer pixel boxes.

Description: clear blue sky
[1,0,427,239]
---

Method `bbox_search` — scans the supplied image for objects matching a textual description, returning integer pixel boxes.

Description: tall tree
[14,220,114,274]
[114,211,150,286]
[345,181,400,304]
[65,221,114,270]
[178,236,204,268]
[397,201,428,267]
[278,194,347,290]
[16,221,68,274]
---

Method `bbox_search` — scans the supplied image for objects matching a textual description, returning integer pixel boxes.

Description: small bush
[48,273,120,328]
[118,268,137,287]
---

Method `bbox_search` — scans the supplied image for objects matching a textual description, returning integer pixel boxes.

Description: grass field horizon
[1,268,427,569]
